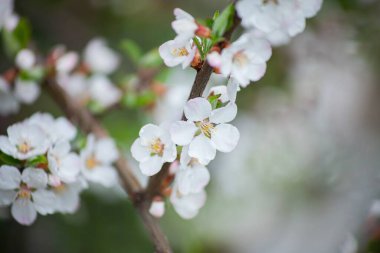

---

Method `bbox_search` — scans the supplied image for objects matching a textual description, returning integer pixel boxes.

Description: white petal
[11,197,37,225]
[32,189,56,215]
[139,124,161,146]
[149,200,165,218]
[0,190,17,206]
[162,142,177,163]
[14,79,40,104]
[83,166,118,187]
[177,165,210,195]
[211,124,240,153]
[207,52,222,69]
[0,165,21,190]
[84,38,120,74]
[184,97,212,121]
[209,102,237,124]
[188,135,216,162]
[21,168,48,189]
[227,78,239,103]
[58,154,81,183]
[15,49,35,70]
[94,137,118,164]
[131,138,150,162]
[139,156,163,176]
[170,121,197,146]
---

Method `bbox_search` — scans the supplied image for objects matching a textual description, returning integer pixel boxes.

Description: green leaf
[18,67,46,81]
[139,49,163,68]
[2,18,31,58]
[26,155,47,167]
[120,39,143,65]
[0,151,22,167]
[135,90,156,107]
[212,4,235,39]
[122,92,138,108]
[192,37,204,59]
[208,94,221,109]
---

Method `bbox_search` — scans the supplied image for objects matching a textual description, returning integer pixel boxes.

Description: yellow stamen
[233,51,249,67]
[199,120,215,138]
[171,47,189,57]
[150,138,164,156]
[18,142,31,154]
[86,155,98,170]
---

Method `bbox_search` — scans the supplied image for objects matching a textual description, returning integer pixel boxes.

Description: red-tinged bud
[191,50,203,70]
[195,24,211,38]
[213,67,221,74]
[3,68,18,84]
[151,81,167,97]
[162,187,172,198]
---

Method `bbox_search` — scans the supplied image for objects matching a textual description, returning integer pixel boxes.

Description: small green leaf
[18,67,46,81]
[0,151,22,167]
[139,49,163,68]
[192,37,204,59]
[26,155,47,167]
[120,39,143,65]
[212,4,235,39]
[208,94,221,109]
[122,92,138,108]
[2,18,31,58]
[135,90,156,107]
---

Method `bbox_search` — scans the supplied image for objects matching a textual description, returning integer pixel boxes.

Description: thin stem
[44,77,172,253]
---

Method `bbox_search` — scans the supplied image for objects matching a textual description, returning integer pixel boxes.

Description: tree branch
[145,7,242,203]
[44,77,172,253]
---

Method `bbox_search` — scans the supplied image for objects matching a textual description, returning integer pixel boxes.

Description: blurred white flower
[340,234,358,253]
[149,198,165,218]
[14,79,40,104]
[84,38,120,75]
[0,166,56,225]
[170,181,206,219]
[209,33,271,86]
[15,49,36,70]
[170,97,239,163]
[0,0,14,30]
[159,39,196,69]
[80,134,119,187]
[0,77,19,115]
[57,73,88,103]
[55,51,79,74]
[131,124,177,176]
[4,13,19,31]
[0,122,50,160]
[88,74,122,108]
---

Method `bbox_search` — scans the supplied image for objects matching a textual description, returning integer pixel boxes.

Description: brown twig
[44,77,172,253]
[145,7,242,203]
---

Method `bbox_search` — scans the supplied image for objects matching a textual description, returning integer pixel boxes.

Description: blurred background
[1,0,380,252]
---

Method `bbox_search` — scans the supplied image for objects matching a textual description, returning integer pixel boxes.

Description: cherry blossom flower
[48,141,81,183]
[15,49,36,70]
[14,79,40,104]
[149,198,165,218]
[176,146,210,195]
[170,97,239,163]
[171,8,198,41]
[84,38,120,75]
[170,181,206,219]
[57,73,88,103]
[0,0,14,30]
[236,0,323,46]
[131,124,177,176]
[208,78,239,104]
[0,77,19,115]
[80,134,119,187]
[0,122,50,160]
[24,112,77,143]
[55,51,79,74]
[88,74,122,108]
[207,33,272,87]
[0,166,56,225]
[159,39,196,69]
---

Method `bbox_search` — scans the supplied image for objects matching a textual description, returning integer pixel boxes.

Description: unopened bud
[149,197,165,218]
[195,24,211,38]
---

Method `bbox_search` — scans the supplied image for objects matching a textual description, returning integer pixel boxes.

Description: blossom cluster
[134,2,323,219]
[54,39,122,112]
[0,113,119,225]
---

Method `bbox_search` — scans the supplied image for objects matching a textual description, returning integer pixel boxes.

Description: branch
[44,77,172,253]
[145,7,242,202]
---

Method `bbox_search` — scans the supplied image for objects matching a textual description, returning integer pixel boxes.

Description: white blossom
[0,166,56,225]
[0,0,14,30]
[48,141,81,183]
[172,8,198,42]
[84,38,120,75]
[208,78,239,104]
[56,52,79,74]
[0,77,19,115]
[0,122,50,160]
[15,49,36,70]
[88,74,122,108]
[14,79,40,104]
[170,97,239,163]
[149,199,165,218]
[176,146,210,195]
[57,73,88,103]
[159,39,196,69]
[170,181,206,219]
[24,112,77,143]
[208,33,272,87]
[131,124,177,176]
[80,134,119,187]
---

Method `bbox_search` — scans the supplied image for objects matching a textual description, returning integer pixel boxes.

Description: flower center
[18,184,31,199]
[54,184,66,192]
[86,155,99,170]
[233,51,249,67]
[150,138,164,156]
[198,120,215,138]
[18,141,32,154]
[171,47,189,57]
